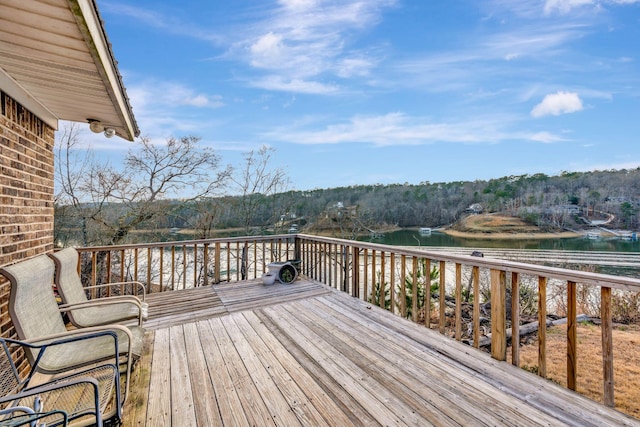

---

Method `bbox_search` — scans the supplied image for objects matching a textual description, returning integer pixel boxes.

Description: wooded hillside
[55,168,640,244]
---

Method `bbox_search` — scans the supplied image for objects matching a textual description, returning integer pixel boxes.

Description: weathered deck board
[125,279,640,427]
[142,279,331,330]
[214,278,332,313]
[143,286,225,330]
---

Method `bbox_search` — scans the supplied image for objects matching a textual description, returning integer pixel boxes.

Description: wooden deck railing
[78,233,640,410]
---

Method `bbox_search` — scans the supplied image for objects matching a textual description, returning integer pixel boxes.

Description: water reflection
[360,230,640,253]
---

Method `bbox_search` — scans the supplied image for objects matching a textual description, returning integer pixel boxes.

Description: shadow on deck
[123,278,639,426]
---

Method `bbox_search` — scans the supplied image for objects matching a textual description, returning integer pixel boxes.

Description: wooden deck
[123,279,640,427]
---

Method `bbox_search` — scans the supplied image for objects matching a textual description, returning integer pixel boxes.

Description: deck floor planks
[302,295,560,426]
[207,316,278,427]
[122,331,154,427]
[143,286,227,330]
[168,325,197,426]
[214,279,331,313]
[293,297,488,425]
[262,303,427,426]
[222,313,304,427]
[196,318,251,427]
[128,278,640,427]
[145,328,171,426]
[182,322,223,426]
[320,291,633,427]
[239,310,355,427]
[274,298,471,426]
[252,310,379,427]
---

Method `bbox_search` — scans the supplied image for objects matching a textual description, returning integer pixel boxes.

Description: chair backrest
[49,247,88,305]
[0,255,67,363]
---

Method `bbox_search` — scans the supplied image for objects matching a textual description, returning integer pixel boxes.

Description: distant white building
[465,203,483,214]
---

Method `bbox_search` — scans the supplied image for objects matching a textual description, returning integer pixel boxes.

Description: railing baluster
[439,261,446,334]
[105,251,112,293]
[400,255,406,318]
[380,252,386,309]
[390,253,396,316]
[193,244,198,287]
[472,266,481,349]
[227,242,231,282]
[182,245,187,290]
[511,272,520,365]
[352,246,360,298]
[363,248,368,299]
[133,248,138,284]
[412,257,418,322]
[159,247,164,291]
[171,246,176,291]
[91,252,97,299]
[455,263,462,341]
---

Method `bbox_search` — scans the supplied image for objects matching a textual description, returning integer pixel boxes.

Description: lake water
[360,229,640,253]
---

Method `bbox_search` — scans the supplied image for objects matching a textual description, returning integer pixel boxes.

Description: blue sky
[76,0,640,192]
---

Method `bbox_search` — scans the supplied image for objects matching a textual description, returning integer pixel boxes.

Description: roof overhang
[0,0,139,141]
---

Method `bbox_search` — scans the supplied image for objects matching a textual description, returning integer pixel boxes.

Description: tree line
[54,127,640,246]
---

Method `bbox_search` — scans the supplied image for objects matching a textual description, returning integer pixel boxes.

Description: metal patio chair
[0,255,144,404]
[49,248,147,328]
[1,336,121,426]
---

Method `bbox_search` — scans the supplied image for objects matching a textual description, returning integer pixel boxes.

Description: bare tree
[229,145,290,234]
[55,126,230,246]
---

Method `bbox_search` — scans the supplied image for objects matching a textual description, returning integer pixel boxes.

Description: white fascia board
[0,67,59,130]
[70,0,137,140]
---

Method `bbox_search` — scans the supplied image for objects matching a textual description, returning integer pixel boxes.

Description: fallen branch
[467,314,590,347]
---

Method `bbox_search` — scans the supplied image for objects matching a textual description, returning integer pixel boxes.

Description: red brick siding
[0,90,55,349]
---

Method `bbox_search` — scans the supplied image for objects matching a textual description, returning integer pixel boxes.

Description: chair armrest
[59,298,145,326]
[59,297,143,311]
[3,331,120,387]
[83,281,147,300]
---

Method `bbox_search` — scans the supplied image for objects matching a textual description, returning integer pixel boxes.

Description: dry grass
[511,323,640,419]
[446,214,580,239]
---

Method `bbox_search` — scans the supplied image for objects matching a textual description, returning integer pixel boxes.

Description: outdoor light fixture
[87,119,116,138]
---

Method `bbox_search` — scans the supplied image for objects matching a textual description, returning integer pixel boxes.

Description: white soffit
[0,0,139,140]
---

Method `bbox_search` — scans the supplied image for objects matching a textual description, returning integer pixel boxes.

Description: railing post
[491,269,507,361]
[538,276,547,377]
[601,286,614,407]
[567,280,577,391]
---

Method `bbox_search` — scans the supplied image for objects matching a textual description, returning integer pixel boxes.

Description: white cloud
[543,0,594,15]
[249,76,340,94]
[229,0,397,93]
[529,131,568,143]
[543,0,640,15]
[263,113,518,146]
[531,91,584,117]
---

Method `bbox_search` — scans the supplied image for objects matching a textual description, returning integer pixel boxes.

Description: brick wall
[0,90,56,341]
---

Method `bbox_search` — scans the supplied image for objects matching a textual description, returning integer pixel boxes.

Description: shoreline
[439,228,582,240]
